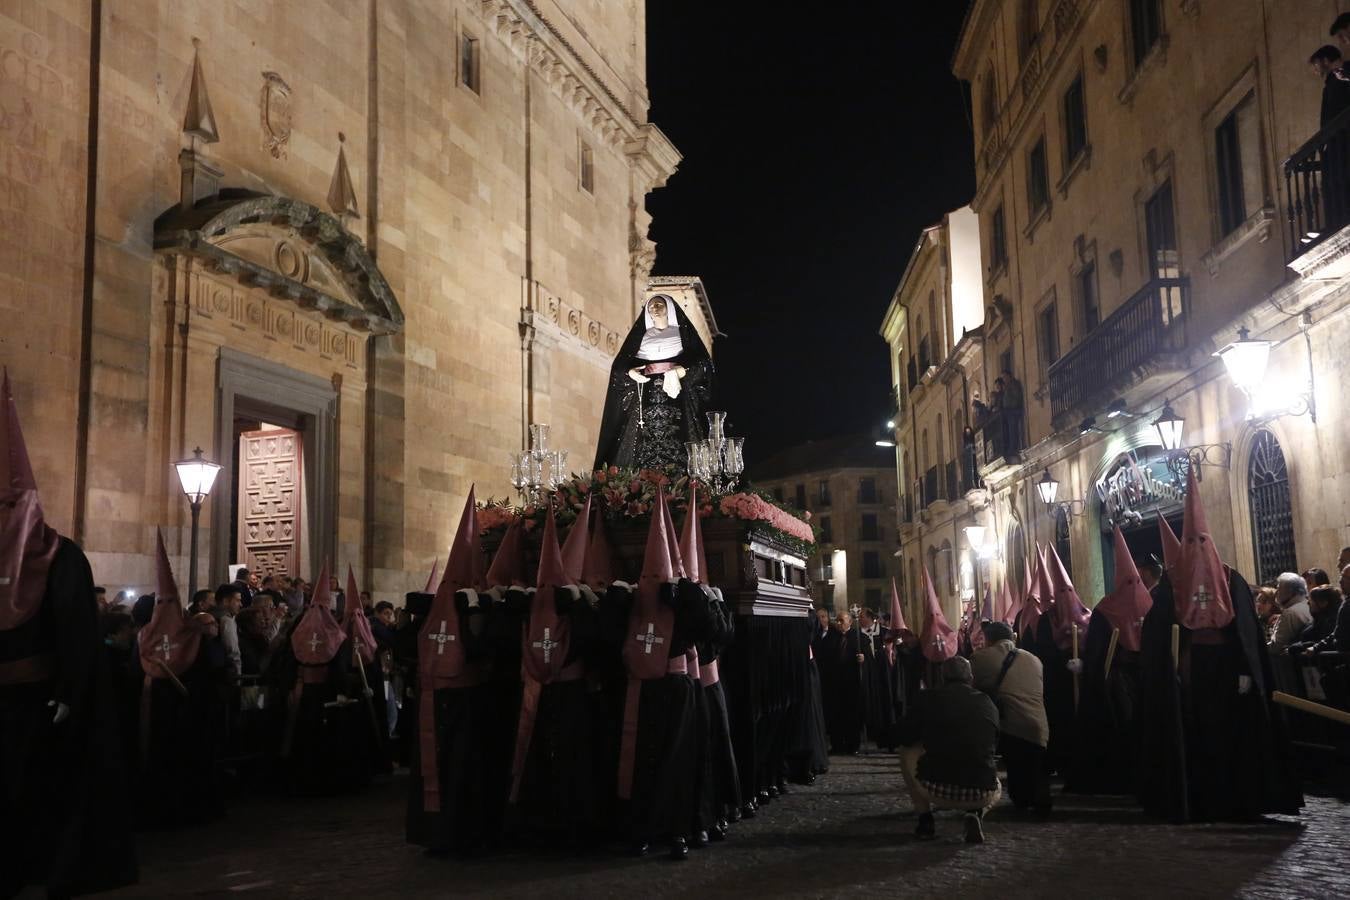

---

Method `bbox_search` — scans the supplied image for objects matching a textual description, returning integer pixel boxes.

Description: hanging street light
[1036,469,1059,507]
[1153,399,1185,452]
[1213,327,1272,399]
[173,446,222,597]
[963,524,987,553]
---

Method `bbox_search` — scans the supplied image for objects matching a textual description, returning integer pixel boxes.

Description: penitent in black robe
[694,590,740,830]
[511,589,600,845]
[478,589,527,848]
[823,628,865,754]
[405,592,489,855]
[613,579,715,845]
[786,617,830,783]
[1137,571,1304,822]
[860,627,896,750]
[1065,608,1142,795]
[592,298,715,473]
[0,538,138,897]
[1034,615,1077,776]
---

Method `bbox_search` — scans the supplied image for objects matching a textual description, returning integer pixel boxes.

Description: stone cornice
[478,0,678,160]
[625,123,681,191]
[952,0,1000,80]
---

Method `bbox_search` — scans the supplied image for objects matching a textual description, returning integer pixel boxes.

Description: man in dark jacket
[897,656,1001,843]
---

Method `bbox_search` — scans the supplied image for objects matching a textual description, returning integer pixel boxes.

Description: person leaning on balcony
[999,369,1024,456]
[1311,45,1350,127]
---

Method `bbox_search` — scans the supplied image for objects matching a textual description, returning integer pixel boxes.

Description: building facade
[0,1,682,601]
[751,435,898,613]
[889,0,1350,616]
[880,207,990,629]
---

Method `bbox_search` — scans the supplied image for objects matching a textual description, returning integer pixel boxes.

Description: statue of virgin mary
[593,294,714,472]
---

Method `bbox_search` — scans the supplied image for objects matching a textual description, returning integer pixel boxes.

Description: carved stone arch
[154,190,404,333]
[1231,421,1299,583]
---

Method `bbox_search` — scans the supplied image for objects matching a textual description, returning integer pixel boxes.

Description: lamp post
[1150,399,1231,485]
[173,447,222,597]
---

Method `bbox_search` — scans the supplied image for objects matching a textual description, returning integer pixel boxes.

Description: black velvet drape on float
[592,299,714,472]
[722,615,808,800]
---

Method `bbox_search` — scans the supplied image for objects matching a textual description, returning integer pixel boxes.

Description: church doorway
[231,412,306,580]
[1094,445,1184,589]
[211,349,338,587]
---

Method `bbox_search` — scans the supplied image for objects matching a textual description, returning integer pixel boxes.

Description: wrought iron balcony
[1284,107,1350,263]
[922,466,939,508]
[944,460,958,503]
[1048,276,1189,422]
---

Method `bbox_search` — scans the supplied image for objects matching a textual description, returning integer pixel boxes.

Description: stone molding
[523,279,623,363]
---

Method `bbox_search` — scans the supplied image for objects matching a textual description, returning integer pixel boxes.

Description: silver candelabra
[686,411,744,495]
[510,424,570,506]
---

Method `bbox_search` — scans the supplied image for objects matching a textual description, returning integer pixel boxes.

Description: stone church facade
[0,1,680,601]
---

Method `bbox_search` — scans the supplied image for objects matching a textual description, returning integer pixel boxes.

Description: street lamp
[1036,469,1059,506]
[1213,327,1272,398]
[174,447,221,597]
[964,525,987,553]
[1153,399,1185,452]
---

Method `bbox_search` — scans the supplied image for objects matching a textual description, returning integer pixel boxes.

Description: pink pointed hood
[343,564,377,664]
[485,517,529,589]
[679,486,710,585]
[523,504,573,683]
[139,529,203,677]
[560,494,592,585]
[417,488,484,813]
[1020,550,1047,640]
[999,573,1019,626]
[1159,515,1181,571]
[581,510,615,590]
[423,557,440,594]
[1096,526,1153,652]
[888,578,912,638]
[1172,465,1233,630]
[623,490,678,680]
[291,558,345,665]
[0,370,60,631]
[1047,543,1090,651]
[920,565,957,662]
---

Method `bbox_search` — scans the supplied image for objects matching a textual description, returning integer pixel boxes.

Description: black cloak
[593,295,715,472]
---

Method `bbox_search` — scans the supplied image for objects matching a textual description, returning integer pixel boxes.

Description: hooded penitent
[1096,526,1153,652]
[999,574,1019,626]
[581,505,615,591]
[138,529,203,678]
[888,578,911,639]
[1172,465,1234,631]
[485,516,529,590]
[0,370,59,631]
[424,558,441,594]
[344,564,377,665]
[560,494,592,585]
[920,565,957,662]
[1047,542,1091,651]
[679,485,710,586]
[291,559,346,665]
[623,490,680,681]
[1159,515,1181,571]
[1021,552,1047,640]
[522,505,573,684]
[970,585,994,651]
[417,488,485,812]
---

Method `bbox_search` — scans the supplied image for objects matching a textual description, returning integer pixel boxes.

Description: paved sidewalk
[106,754,1347,899]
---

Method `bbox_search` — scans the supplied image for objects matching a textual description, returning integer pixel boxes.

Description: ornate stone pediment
[154,191,403,334]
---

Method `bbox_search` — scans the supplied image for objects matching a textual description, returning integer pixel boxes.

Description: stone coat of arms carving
[260,71,292,159]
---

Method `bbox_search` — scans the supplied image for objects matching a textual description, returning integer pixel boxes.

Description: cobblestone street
[106,754,1348,899]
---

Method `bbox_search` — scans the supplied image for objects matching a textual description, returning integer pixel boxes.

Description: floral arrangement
[477,465,818,556]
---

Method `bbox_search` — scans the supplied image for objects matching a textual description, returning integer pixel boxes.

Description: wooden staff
[1071,624,1080,712]
[151,659,189,697]
[1170,624,1180,674]
[1272,691,1350,726]
[1103,628,1120,681]
[352,642,384,742]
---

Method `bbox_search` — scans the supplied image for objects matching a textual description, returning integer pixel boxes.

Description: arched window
[1018,0,1040,63]
[1249,430,1297,583]
[1054,506,1072,576]
[981,67,998,133]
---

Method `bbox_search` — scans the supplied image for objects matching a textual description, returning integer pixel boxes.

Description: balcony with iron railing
[1285,107,1350,268]
[922,466,939,509]
[944,460,958,504]
[1048,276,1190,427]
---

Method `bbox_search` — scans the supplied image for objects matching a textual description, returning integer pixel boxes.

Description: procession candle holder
[692,412,743,495]
[510,424,571,506]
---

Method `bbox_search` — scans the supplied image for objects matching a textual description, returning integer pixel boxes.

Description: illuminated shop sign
[1095,449,1184,527]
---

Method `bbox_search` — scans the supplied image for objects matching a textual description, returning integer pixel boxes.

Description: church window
[580,143,595,194]
[460,31,481,94]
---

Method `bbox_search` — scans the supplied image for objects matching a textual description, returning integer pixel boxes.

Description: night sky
[645,3,975,458]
